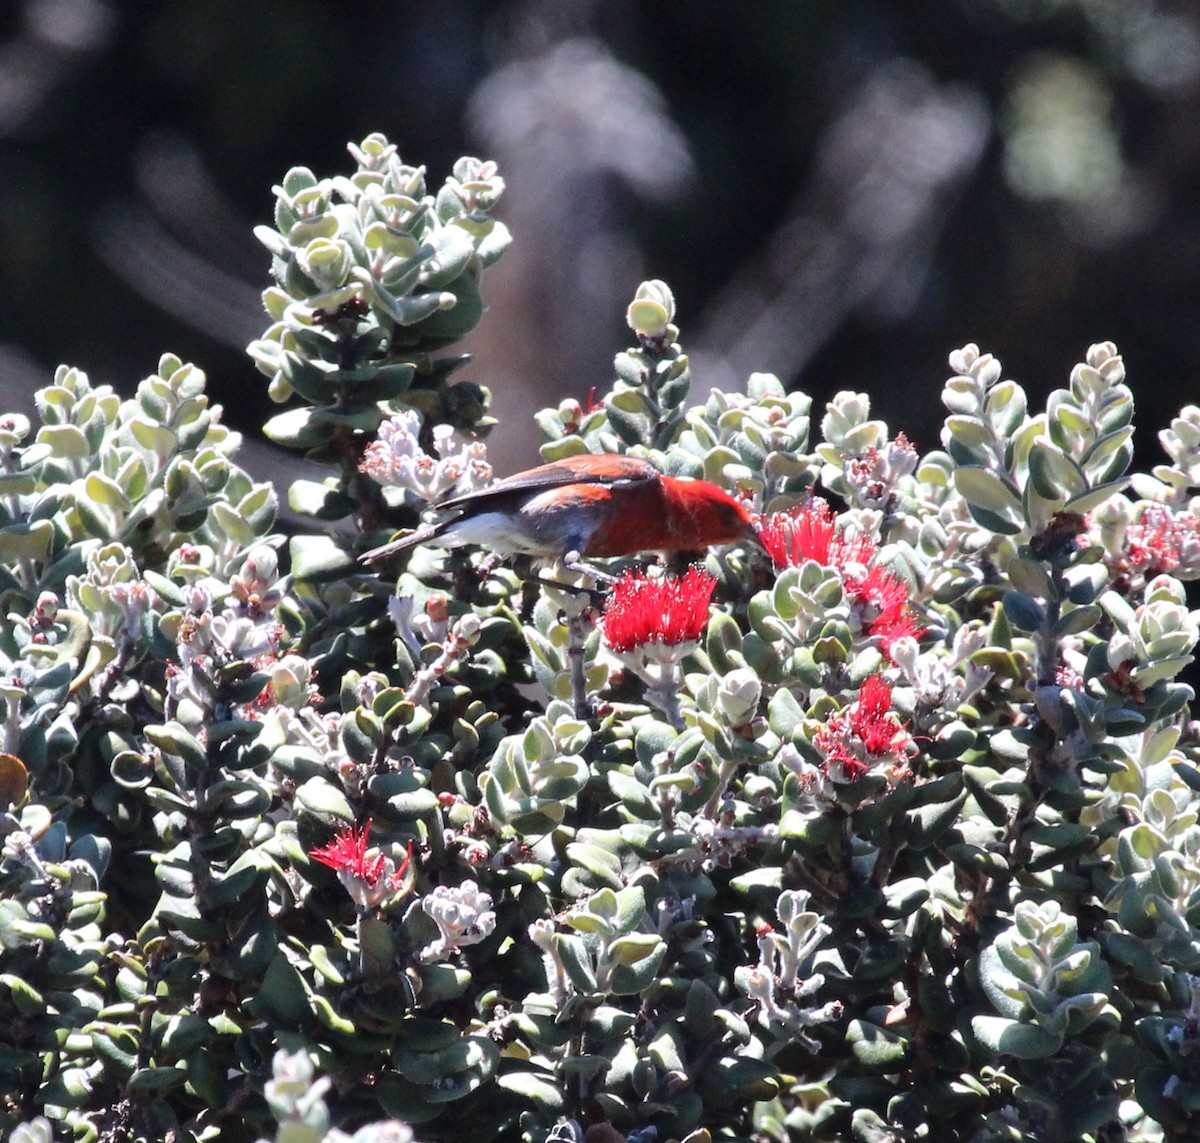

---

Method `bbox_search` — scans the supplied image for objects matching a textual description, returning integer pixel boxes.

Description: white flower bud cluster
[65,542,159,644]
[257,1049,420,1143]
[1105,576,1200,678]
[388,593,451,656]
[167,549,286,725]
[889,625,992,711]
[360,410,491,501]
[8,1117,53,1143]
[843,432,919,510]
[717,666,762,727]
[420,879,496,961]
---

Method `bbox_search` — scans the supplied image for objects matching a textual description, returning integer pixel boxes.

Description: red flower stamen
[388,839,415,889]
[759,498,925,661]
[602,566,717,653]
[310,820,388,887]
[853,675,907,755]
[845,566,926,661]
[812,675,913,782]
[756,498,876,571]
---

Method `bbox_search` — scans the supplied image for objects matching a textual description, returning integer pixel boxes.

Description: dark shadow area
[1,0,1197,484]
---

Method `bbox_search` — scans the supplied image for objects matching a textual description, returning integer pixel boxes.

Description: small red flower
[846,565,907,616]
[601,566,717,653]
[310,820,388,885]
[845,566,926,660]
[868,606,925,659]
[310,821,415,908]
[853,675,906,755]
[758,495,925,658]
[812,675,913,782]
[756,498,877,571]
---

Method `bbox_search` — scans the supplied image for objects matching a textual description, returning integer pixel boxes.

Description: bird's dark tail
[360,525,442,563]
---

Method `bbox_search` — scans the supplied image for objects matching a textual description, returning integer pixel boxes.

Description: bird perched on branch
[361,453,758,567]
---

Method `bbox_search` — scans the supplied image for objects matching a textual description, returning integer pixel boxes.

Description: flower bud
[718,667,762,727]
[32,592,58,625]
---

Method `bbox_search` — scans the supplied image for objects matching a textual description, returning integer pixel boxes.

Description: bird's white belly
[439,511,553,555]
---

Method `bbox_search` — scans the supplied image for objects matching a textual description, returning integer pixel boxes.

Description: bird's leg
[533,555,611,609]
[561,550,618,585]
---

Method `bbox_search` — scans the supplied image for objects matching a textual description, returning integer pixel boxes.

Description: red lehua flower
[846,565,908,617]
[811,711,871,780]
[310,821,388,887]
[758,499,925,659]
[868,606,925,658]
[852,675,908,755]
[756,498,877,571]
[602,566,717,653]
[845,566,926,660]
[812,674,913,782]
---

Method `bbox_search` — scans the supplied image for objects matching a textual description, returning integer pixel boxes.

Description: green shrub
[3,133,1200,1143]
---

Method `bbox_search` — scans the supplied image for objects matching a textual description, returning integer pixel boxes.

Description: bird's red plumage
[362,452,756,562]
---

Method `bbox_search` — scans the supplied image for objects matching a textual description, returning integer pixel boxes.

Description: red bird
[362,453,758,564]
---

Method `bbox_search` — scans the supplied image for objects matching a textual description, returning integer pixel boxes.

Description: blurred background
[2,0,1199,481]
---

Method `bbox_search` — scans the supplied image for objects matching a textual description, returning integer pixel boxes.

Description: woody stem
[567,611,591,719]
[703,752,741,819]
[647,659,684,732]
[357,910,369,977]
